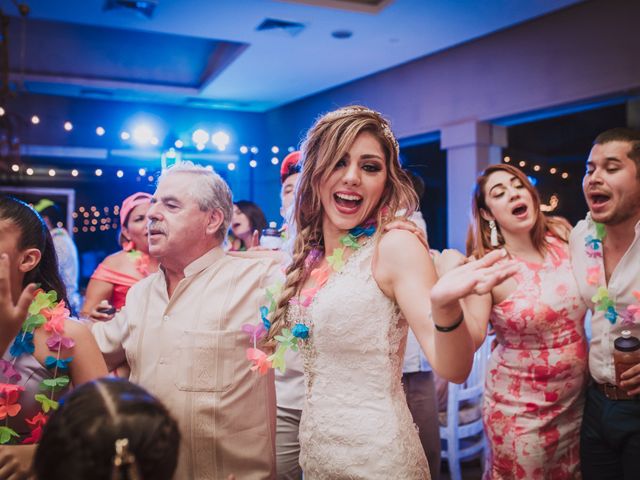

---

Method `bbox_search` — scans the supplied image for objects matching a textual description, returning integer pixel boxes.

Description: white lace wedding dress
[290,240,431,479]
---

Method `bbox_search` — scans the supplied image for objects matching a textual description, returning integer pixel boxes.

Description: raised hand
[0,253,37,352]
[431,249,518,307]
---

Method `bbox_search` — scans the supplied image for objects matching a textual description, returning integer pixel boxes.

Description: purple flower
[46,334,75,351]
[0,359,21,382]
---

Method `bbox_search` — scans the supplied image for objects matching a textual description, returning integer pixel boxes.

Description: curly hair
[34,378,180,480]
[265,105,417,346]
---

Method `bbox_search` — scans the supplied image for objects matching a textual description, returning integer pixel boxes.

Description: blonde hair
[265,105,417,346]
[466,163,568,258]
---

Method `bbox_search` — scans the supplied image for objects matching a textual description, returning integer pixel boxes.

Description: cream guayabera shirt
[570,216,640,385]
[92,247,281,480]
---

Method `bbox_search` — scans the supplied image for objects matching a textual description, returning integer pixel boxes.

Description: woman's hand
[0,254,37,349]
[85,300,116,322]
[0,445,36,480]
[383,219,429,251]
[431,249,518,308]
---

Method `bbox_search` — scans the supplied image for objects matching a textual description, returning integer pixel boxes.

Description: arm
[430,249,519,350]
[80,278,115,320]
[64,319,109,384]
[373,230,475,383]
[433,249,495,349]
[90,310,128,371]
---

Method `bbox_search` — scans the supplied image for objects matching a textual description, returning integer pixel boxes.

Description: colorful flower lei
[123,242,151,277]
[245,222,376,374]
[585,220,640,325]
[0,289,74,444]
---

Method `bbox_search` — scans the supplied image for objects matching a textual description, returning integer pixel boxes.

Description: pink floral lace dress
[484,236,588,479]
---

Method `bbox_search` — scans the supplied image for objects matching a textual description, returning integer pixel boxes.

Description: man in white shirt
[569,128,640,479]
[92,162,280,479]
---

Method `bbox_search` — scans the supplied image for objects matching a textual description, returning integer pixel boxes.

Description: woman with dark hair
[0,195,107,477]
[431,164,588,479]
[259,106,513,479]
[33,377,180,480]
[228,200,267,251]
[82,192,159,320]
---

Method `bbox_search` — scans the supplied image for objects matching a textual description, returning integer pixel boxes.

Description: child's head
[34,378,180,480]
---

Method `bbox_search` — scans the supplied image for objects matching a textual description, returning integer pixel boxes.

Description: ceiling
[4,0,582,112]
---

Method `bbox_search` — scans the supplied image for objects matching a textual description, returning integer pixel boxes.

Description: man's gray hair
[158,161,233,239]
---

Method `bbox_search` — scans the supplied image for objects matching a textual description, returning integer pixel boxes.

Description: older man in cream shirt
[92,162,280,479]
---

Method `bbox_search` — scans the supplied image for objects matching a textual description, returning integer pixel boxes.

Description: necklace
[585,219,640,325]
[123,242,151,277]
[0,290,74,444]
[245,222,377,374]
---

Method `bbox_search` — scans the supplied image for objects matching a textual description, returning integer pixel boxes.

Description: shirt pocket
[174,330,238,392]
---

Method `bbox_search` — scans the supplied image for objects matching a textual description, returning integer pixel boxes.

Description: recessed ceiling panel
[7,17,247,91]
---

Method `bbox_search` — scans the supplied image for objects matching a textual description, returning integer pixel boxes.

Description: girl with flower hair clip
[259,106,515,478]
[0,195,107,478]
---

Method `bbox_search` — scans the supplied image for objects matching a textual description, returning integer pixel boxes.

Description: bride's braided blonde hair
[265,106,417,346]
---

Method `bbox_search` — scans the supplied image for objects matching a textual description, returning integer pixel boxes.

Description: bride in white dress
[265,106,513,479]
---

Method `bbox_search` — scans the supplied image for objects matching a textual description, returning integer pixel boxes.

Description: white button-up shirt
[570,215,640,384]
[92,247,281,479]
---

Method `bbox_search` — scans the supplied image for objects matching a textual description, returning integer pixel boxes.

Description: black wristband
[433,314,464,333]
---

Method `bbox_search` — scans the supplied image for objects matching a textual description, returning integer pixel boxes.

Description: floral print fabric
[484,236,588,479]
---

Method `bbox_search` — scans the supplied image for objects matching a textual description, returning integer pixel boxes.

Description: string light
[519,160,526,167]
[64,121,73,131]
[550,167,557,174]
[271,146,279,154]
[71,169,79,177]
[138,168,146,176]
[249,159,257,168]
[174,140,184,149]
[48,169,56,176]
[11,164,19,172]
[31,115,40,125]
[0,107,5,116]
[503,156,510,163]
[533,165,541,172]
[95,168,103,176]
[271,157,279,165]
[561,172,569,179]
[227,163,236,171]
[116,170,124,178]
[250,146,259,154]
[96,126,105,136]
[120,131,130,141]
[240,146,248,154]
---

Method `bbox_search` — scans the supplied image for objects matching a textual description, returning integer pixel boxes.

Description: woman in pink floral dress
[431,164,588,479]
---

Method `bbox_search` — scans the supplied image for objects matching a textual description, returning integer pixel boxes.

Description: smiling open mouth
[334,192,362,209]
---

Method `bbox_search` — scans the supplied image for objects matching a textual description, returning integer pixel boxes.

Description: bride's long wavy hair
[265,105,417,346]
